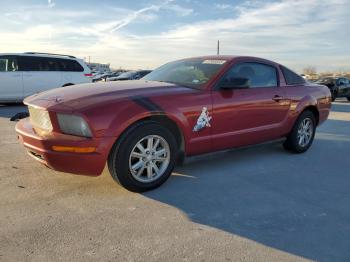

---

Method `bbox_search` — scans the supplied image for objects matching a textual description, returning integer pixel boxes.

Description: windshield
[143,58,227,89]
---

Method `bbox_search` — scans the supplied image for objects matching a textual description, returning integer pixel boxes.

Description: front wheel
[283,110,316,153]
[108,122,178,192]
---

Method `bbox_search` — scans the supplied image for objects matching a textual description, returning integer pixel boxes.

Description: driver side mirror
[220,77,250,90]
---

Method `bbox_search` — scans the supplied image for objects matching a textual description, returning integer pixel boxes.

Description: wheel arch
[294,95,319,125]
[302,105,320,125]
[108,114,186,165]
[285,97,320,135]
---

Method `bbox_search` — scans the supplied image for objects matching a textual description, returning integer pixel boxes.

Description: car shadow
[143,119,350,261]
[0,104,27,119]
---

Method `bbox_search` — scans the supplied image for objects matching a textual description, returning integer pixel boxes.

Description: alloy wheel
[129,135,170,183]
[297,118,313,147]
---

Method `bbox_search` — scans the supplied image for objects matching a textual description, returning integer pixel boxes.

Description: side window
[18,56,35,71]
[46,58,60,71]
[18,56,50,71]
[18,56,82,72]
[340,78,347,85]
[280,66,306,85]
[222,62,278,88]
[0,56,18,72]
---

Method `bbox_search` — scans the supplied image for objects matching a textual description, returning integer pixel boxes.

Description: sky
[0,0,349,72]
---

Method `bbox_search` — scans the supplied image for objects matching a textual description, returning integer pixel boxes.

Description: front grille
[28,106,53,131]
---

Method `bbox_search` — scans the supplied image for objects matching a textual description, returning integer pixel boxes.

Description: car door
[0,55,23,102]
[19,56,62,98]
[211,61,290,151]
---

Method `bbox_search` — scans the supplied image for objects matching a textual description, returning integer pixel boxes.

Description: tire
[331,90,337,102]
[108,121,178,192]
[347,97,350,102]
[62,83,74,87]
[283,110,316,153]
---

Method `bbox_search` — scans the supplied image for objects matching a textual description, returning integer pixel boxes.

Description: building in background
[87,62,110,73]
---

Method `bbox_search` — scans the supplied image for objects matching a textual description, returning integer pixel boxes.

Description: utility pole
[217,40,220,55]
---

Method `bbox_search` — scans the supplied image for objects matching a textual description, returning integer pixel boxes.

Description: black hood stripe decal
[131,96,164,112]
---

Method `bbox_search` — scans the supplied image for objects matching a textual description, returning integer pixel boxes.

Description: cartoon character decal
[193,107,212,132]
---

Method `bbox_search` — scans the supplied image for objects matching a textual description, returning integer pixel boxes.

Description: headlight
[28,106,53,132]
[57,114,92,137]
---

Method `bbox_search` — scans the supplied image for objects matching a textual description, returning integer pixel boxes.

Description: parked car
[0,52,92,103]
[94,71,124,82]
[92,72,111,82]
[315,77,350,101]
[103,72,124,82]
[104,71,122,79]
[106,70,151,81]
[16,56,331,192]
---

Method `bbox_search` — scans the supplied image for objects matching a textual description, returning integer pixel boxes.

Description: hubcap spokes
[297,118,313,147]
[129,135,170,183]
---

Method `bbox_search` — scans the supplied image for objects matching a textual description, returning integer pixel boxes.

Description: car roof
[180,55,280,65]
[124,70,150,74]
[0,52,78,60]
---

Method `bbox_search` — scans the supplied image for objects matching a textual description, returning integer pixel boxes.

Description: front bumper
[15,118,111,176]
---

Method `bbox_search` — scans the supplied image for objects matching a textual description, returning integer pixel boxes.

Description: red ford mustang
[16,56,331,192]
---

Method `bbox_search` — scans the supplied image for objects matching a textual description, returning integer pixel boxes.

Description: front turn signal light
[52,146,96,153]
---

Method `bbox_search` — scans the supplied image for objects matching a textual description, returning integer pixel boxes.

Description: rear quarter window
[280,66,306,85]
[59,59,84,72]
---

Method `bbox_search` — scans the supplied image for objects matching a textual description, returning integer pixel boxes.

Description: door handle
[272,95,284,102]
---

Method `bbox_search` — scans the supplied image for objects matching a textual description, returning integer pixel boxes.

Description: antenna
[217,40,220,55]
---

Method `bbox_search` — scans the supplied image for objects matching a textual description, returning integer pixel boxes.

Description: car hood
[24,80,197,111]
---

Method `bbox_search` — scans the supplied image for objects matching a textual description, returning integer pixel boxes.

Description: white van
[0,52,92,103]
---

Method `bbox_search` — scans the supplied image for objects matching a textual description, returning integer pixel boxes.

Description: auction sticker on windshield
[202,60,226,65]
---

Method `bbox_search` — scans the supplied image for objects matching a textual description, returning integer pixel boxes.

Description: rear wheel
[283,110,316,153]
[108,122,178,192]
[62,83,74,87]
[331,90,337,101]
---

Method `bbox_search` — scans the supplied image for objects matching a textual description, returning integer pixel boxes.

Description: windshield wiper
[156,80,198,89]
[156,80,177,84]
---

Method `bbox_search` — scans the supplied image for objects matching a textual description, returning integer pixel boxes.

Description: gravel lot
[1,100,349,262]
